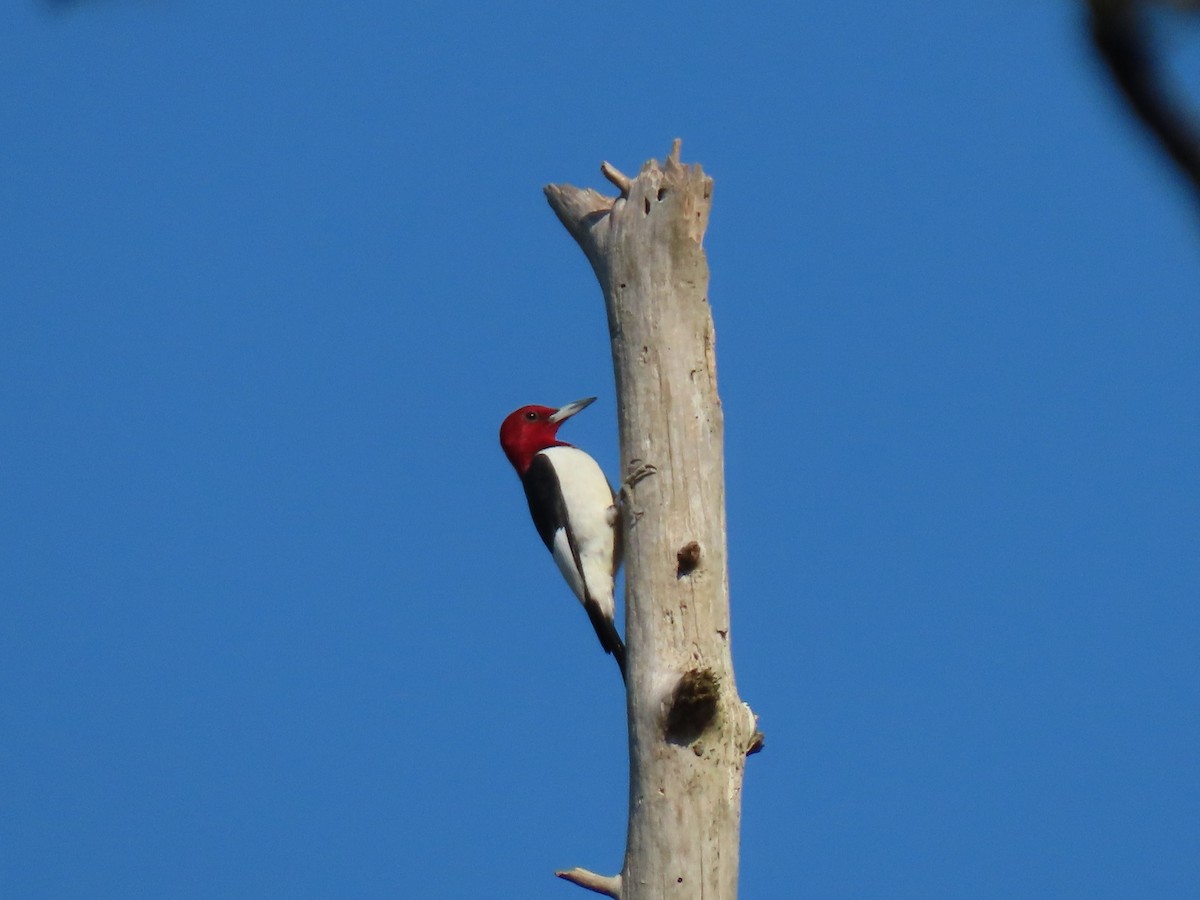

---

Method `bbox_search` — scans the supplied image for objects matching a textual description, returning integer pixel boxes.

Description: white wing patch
[550,527,588,606]
[539,445,617,622]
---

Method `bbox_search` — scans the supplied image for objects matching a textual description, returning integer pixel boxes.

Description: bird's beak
[549,396,597,423]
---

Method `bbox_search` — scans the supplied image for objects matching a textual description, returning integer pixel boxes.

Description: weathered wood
[546,141,758,900]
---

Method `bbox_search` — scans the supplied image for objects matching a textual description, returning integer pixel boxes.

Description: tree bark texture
[546,141,758,900]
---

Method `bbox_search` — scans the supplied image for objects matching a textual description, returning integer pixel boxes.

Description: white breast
[538,445,617,620]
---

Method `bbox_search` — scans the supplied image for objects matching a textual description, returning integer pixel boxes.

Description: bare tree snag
[545,141,758,899]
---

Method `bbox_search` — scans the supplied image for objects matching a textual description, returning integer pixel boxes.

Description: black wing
[521,453,627,680]
[521,453,568,552]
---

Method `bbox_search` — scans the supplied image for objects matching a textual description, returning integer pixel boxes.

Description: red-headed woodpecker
[499,397,625,679]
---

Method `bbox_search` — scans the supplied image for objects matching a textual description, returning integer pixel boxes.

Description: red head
[499,397,596,474]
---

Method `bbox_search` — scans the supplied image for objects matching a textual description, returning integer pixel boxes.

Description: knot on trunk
[676,541,701,577]
[664,667,720,744]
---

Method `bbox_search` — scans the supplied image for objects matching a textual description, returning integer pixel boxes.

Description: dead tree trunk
[545,141,760,900]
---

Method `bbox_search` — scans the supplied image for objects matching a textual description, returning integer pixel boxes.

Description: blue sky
[2,2,1198,897]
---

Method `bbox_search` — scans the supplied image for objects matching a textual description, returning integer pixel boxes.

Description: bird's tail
[584,599,627,683]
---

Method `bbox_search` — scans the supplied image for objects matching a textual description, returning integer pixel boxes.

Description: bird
[499,397,625,679]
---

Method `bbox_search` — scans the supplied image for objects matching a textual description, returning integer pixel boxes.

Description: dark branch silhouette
[1087,0,1200,198]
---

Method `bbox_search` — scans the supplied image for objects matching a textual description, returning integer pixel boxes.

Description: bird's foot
[619,460,657,525]
[619,460,658,507]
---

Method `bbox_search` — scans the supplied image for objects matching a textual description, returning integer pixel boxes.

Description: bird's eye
[525,411,538,421]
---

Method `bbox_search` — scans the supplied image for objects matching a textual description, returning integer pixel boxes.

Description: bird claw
[626,460,658,485]
[619,460,658,505]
